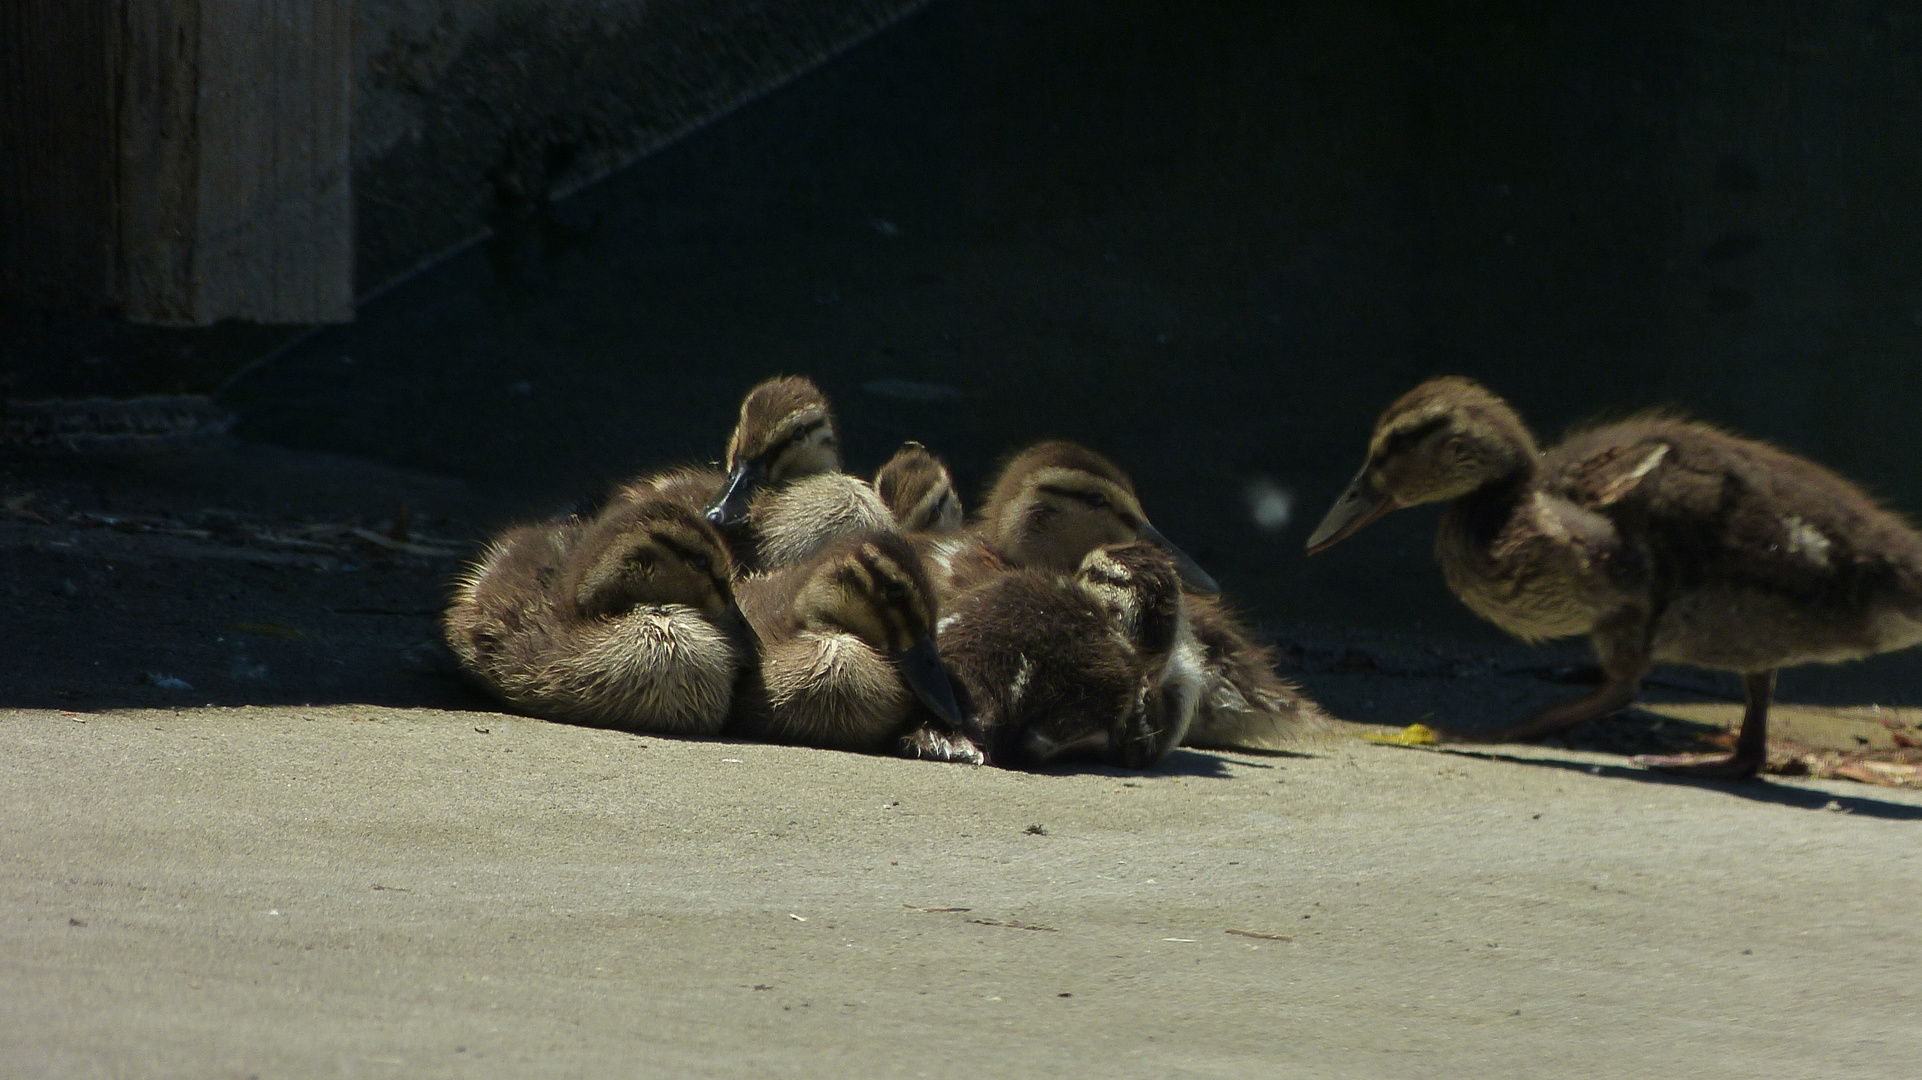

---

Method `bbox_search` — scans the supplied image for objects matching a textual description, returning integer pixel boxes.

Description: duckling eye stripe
[770,418,830,457]
[838,561,876,593]
[1382,415,1449,454]
[1036,484,1112,508]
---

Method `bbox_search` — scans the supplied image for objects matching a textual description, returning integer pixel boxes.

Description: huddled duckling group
[449,372,1922,780]
[446,375,1326,769]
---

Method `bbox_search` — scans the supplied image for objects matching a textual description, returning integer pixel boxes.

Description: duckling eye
[1082,491,1110,509]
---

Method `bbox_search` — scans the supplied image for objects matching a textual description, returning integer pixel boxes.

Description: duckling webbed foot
[898,723,985,765]
[1632,672,1772,780]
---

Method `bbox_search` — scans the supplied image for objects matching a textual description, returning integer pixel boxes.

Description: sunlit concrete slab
[5,707,1918,1078]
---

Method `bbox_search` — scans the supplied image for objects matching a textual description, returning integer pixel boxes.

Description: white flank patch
[1782,516,1833,568]
[1008,654,1034,708]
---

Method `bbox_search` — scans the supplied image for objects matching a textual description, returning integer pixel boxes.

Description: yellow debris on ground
[1364,723,1439,746]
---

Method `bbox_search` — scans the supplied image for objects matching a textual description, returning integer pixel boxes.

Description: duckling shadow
[1025,748,1281,779]
[1427,747,1922,821]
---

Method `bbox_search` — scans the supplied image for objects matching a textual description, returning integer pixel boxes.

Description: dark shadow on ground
[1411,746,1922,821]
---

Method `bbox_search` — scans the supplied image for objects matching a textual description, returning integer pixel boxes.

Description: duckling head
[1076,541,1186,662]
[792,531,966,726]
[875,441,963,531]
[1307,376,1539,554]
[706,376,842,528]
[569,497,736,624]
[982,440,1220,594]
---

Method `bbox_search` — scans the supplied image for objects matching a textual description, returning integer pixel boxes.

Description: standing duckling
[1306,376,1922,778]
[940,541,1200,768]
[700,375,894,573]
[874,441,965,532]
[926,440,1326,751]
[732,529,976,761]
[444,494,743,734]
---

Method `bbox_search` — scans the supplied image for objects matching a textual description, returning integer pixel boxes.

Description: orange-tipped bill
[1305,468,1396,555]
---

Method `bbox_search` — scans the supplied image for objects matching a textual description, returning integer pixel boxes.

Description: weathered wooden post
[1,0,353,325]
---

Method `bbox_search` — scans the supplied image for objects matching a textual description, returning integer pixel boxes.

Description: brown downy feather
[1179,596,1330,748]
[442,496,743,734]
[939,542,1197,769]
[615,377,891,575]
[875,441,965,532]
[732,530,974,760]
[1309,375,1922,772]
[933,439,1326,751]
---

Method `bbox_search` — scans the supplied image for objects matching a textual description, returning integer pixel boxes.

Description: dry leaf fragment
[1225,929,1294,942]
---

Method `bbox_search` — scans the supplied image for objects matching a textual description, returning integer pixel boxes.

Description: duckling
[939,541,1199,768]
[1306,376,1922,778]
[731,529,975,760]
[443,494,743,734]
[444,517,584,694]
[874,441,964,532]
[1181,594,1333,748]
[924,440,1325,750]
[970,440,1220,592]
[700,376,895,573]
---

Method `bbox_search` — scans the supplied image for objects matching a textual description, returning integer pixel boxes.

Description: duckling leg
[1448,619,1647,743]
[1449,675,1641,744]
[1631,671,1773,780]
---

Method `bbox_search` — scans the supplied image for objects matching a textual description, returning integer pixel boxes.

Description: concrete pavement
[5,705,1918,1078]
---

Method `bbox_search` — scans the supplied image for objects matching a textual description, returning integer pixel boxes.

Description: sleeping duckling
[701,375,894,572]
[443,495,743,734]
[874,441,964,532]
[924,440,1325,750]
[939,541,1199,768]
[1306,376,1922,778]
[732,529,975,760]
[969,440,1219,593]
[444,517,584,695]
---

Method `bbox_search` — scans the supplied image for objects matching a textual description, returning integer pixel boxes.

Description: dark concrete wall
[351,0,930,294]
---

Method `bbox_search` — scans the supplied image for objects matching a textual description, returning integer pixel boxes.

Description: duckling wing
[612,465,728,512]
[1548,421,1922,666]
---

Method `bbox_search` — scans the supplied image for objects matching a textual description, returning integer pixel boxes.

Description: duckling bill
[699,376,894,573]
[1308,376,1922,779]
